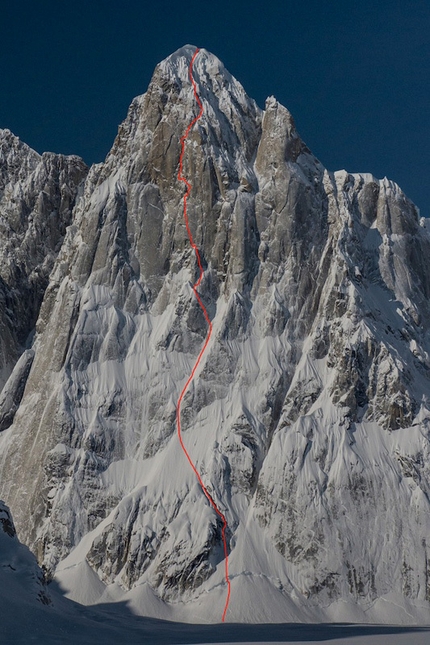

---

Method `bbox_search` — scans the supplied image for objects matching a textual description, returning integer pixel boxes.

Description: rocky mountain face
[1,45,430,624]
[0,129,88,398]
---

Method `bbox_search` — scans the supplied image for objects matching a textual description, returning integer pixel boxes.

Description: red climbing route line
[176,47,231,623]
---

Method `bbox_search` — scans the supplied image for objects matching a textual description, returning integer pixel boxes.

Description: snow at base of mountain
[1,503,429,645]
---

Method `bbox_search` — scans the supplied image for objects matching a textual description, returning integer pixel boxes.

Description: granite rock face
[1,46,430,623]
[0,129,88,389]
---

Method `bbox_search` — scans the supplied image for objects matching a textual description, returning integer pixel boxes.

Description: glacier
[0,44,430,627]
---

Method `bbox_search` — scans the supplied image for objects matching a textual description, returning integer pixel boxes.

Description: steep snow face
[0,130,88,390]
[1,46,430,624]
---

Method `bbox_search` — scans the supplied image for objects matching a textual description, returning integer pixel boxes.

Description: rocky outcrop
[0,46,430,623]
[0,349,34,431]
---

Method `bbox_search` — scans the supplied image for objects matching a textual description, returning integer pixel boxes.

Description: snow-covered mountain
[1,44,430,625]
[0,129,87,398]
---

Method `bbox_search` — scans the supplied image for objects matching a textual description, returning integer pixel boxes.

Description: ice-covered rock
[0,129,88,389]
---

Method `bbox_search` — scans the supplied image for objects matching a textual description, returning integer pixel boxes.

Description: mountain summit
[0,46,430,624]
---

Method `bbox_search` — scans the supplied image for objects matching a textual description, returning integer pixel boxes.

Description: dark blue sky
[1,1,428,214]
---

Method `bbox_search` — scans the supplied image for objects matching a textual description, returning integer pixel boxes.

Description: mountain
[1,44,430,625]
[0,129,87,406]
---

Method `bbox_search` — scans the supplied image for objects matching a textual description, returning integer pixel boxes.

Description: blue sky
[1,0,428,213]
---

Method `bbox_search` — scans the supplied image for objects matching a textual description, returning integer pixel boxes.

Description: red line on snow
[176,47,231,623]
